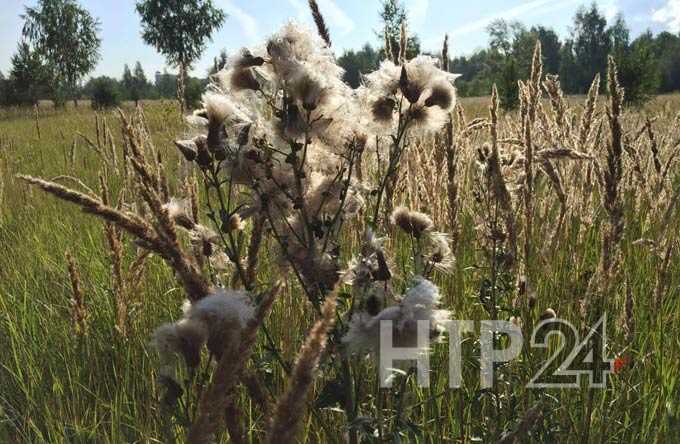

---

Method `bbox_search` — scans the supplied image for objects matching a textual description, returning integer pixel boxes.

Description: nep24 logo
[377,314,617,389]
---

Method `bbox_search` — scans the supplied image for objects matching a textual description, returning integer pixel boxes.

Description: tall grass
[1,86,680,443]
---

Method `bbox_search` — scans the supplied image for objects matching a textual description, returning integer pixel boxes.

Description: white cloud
[652,0,680,33]
[317,0,355,35]
[287,0,355,36]
[600,0,619,21]
[288,0,311,23]
[407,0,430,32]
[446,0,579,39]
[220,0,260,43]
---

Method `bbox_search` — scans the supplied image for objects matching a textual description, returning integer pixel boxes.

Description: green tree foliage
[119,62,149,105]
[510,25,562,76]
[651,32,680,93]
[569,3,610,92]
[337,1,420,87]
[89,76,121,109]
[22,0,101,106]
[132,62,149,104]
[155,69,177,99]
[533,26,562,74]
[337,44,380,87]
[614,30,659,106]
[499,57,520,110]
[209,49,228,76]
[487,19,524,56]
[136,0,225,111]
[185,76,209,109]
[0,72,9,107]
[485,20,523,109]
[378,0,420,61]
[122,64,135,99]
[451,50,495,97]
[558,39,579,93]
[9,41,52,106]
[447,3,666,106]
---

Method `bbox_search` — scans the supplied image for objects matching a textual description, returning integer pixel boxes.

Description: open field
[1,89,679,444]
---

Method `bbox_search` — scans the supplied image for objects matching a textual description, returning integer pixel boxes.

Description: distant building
[155,70,178,98]
[155,71,177,86]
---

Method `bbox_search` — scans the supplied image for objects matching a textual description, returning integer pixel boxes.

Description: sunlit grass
[1,97,679,442]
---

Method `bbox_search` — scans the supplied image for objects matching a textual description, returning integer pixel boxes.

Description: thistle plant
[7,8,680,441]
[17,16,460,442]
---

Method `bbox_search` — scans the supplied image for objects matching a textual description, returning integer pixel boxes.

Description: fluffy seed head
[163,198,194,230]
[203,91,251,125]
[342,278,449,356]
[424,81,455,110]
[371,96,396,123]
[540,308,557,320]
[290,71,328,111]
[230,68,260,91]
[175,319,209,368]
[390,207,434,237]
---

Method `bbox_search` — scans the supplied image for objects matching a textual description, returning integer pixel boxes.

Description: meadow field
[1,71,680,444]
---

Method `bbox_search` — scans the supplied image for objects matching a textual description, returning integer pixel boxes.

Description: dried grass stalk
[308,0,331,47]
[266,291,337,444]
[489,85,517,263]
[399,20,407,65]
[441,34,449,72]
[577,74,600,151]
[523,41,542,279]
[65,251,87,335]
[384,26,393,63]
[100,175,128,336]
[17,168,211,303]
[246,215,265,285]
[602,57,625,278]
[188,284,281,444]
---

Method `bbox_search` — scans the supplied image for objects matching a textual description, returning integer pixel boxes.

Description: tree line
[0,0,225,109]
[2,0,678,110]
[0,55,209,108]
[338,1,679,107]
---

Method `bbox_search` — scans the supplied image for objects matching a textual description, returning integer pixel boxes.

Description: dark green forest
[338,2,679,107]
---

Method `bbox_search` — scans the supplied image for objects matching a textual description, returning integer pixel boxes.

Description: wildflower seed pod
[291,73,325,111]
[540,308,557,320]
[194,109,209,120]
[202,239,214,257]
[373,251,392,281]
[237,124,251,146]
[214,147,228,162]
[175,320,209,369]
[244,148,262,163]
[399,66,422,104]
[424,82,454,109]
[231,68,260,91]
[207,122,227,157]
[509,316,523,328]
[391,207,434,238]
[372,97,396,123]
[228,214,244,232]
[285,103,305,137]
[195,137,212,168]
[235,50,265,68]
[174,139,198,162]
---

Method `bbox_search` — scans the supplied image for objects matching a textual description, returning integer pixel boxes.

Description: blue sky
[1,0,677,80]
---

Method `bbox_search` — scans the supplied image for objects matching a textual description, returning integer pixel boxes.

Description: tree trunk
[176,62,187,115]
[72,83,78,108]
